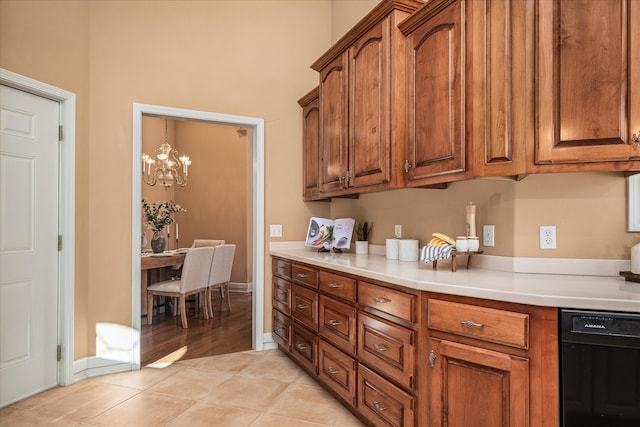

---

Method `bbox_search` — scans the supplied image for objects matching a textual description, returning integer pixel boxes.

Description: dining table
[141,251,186,322]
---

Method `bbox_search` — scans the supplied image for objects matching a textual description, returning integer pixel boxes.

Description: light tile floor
[0,350,364,427]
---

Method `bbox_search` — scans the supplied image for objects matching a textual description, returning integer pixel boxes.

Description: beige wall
[174,122,249,283]
[1,0,332,359]
[1,0,637,361]
[330,172,636,260]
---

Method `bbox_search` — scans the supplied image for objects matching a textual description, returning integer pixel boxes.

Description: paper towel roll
[398,239,419,262]
[632,242,640,274]
[386,238,399,260]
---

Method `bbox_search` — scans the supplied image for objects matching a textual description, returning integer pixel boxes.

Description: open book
[305,217,355,250]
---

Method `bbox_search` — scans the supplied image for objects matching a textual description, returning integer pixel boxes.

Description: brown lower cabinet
[272,257,559,426]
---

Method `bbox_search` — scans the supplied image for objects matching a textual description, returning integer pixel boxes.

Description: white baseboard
[72,356,137,383]
[229,281,253,293]
[262,333,278,350]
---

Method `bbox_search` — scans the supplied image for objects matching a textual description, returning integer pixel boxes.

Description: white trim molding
[0,68,76,387]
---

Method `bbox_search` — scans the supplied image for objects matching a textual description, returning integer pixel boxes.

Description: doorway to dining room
[132,103,265,367]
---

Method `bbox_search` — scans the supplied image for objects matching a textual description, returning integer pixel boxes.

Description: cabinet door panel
[349,18,391,188]
[291,284,318,331]
[318,340,357,407]
[319,295,357,355]
[406,0,465,182]
[536,0,639,163]
[301,90,321,199]
[429,338,529,427]
[319,54,349,193]
[272,309,291,351]
[272,277,291,315]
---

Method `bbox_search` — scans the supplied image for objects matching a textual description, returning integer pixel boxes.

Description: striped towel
[420,245,455,263]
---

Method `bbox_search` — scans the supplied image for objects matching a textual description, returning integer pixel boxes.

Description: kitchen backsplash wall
[327,172,636,260]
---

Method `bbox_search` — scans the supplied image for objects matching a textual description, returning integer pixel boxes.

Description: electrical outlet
[270,224,283,237]
[483,225,495,247]
[539,225,556,249]
[395,225,402,238]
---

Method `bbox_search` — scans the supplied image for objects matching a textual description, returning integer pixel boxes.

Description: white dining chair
[206,244,236,316]
[147,246,214,329]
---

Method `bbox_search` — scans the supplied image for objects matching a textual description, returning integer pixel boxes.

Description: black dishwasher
[560,309,640,427]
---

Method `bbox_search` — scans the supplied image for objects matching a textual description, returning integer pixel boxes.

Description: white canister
[455,236,468,252]
[386,238,399,260]
[355,240,369,255]
[468,236,480,252]
[398,239,419,262]
[631,242,640,274]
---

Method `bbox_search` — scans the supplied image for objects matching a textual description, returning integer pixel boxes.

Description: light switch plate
[270,224,283,237]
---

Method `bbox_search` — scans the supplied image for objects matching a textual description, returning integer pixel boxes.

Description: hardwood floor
[140,291,252,366]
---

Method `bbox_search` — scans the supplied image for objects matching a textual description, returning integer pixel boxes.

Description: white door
[0,85,59,406]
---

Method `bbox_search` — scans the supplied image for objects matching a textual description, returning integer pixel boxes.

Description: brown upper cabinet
[300,0,640,200]
[298,87,322,201]
[311,0,424,197]
[534,0,640,170]
[399,0,472,186]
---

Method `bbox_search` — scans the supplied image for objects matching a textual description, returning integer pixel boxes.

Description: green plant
[354,221,372,241]
[142,200,185,232]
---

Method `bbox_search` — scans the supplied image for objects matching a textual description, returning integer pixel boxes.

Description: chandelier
[141,119,191,188]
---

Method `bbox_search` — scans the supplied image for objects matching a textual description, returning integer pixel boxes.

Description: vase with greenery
[354,221,372,254]
[142,200,185,253]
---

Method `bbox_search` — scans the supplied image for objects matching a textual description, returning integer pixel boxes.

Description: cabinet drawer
[428,299,529,349]
[358,312,415,389]
[358,281,416,323]
[272,258,291,280]
[292,264,318,289]
[272,276,291,315]
[358,364,415,427]
[319,271,356,302]
[291,283,319,331]
[291,323,318,375]
[319,295,357,355]
[272,309,291,351]
[318,340,357,407]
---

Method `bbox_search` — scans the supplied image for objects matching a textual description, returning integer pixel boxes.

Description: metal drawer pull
[372,343,389,352]
[297,273,309,278]
[326,367,339,375]
[295,343,308,351]
[460,320,484,328]
[328,283,341,288]
[429,350,437,367]
[372,401,388,412]
[327,320,341,327]
[297,304,309,310]
[274,326,286,334]
[372,297,391,303]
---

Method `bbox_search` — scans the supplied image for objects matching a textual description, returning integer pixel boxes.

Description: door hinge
[57,345,62,361]
[58,125,63,141]
[58,235,62,251]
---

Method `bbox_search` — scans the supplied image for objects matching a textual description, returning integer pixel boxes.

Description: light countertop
[270,246,640,313]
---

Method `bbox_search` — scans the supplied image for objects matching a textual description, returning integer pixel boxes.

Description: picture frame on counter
[630,174,640,232]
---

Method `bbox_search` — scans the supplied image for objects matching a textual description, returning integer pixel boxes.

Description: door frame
[132,103,265,365]
[0,68,76,386]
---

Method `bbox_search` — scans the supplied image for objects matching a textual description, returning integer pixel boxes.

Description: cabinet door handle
[460,320,484,328]
[328,283,341,288]
[296,273,308,278]
[296,304,309,310]
[372,296,391,303]
[274,326,286,334]
[295,343,308,351]
[429,350,437,367]
[327,319,341,327]
[372,401,388,412]
[404,159,412,173]
[326,366,339,375]
[372,343,389,352]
